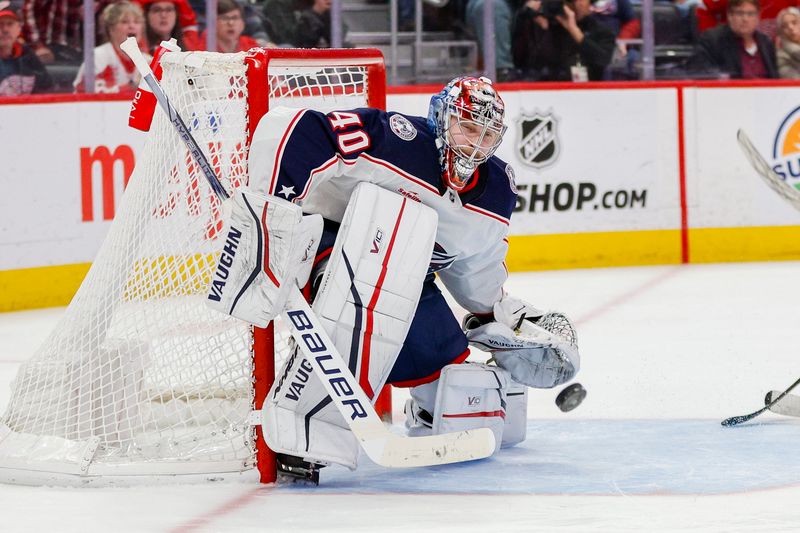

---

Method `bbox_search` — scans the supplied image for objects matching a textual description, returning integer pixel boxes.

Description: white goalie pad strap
[206,189,322,327]
[264,183,438,467]
[465,313,580,389]
[502,382,527,448]
[431,363,509,455]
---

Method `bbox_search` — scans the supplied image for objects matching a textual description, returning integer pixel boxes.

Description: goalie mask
[428,76,507,191]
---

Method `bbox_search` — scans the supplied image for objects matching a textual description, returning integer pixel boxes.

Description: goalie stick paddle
[736,129,800,211]
[121,37,496,467]
[721,375,800,427]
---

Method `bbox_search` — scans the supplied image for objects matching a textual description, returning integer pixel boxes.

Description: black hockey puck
[555,383,586,412]
[765,391,774,406]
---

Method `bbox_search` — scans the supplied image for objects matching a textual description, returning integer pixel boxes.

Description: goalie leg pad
[405,366,527,448]
[206,189,322,327]
[501,382,527,448]
[431,363,510,455]
[262,358,360,469]
[263,182,438,468]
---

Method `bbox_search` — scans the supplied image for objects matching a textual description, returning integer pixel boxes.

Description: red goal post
[0,48,388,486]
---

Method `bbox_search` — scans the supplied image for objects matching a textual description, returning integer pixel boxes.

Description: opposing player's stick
[764,390,800,418]
[120,37,496,468]
[721,376,800,427]
[736,129,800,211]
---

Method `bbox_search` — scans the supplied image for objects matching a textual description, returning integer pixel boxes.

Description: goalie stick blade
[736,129,800,211]
[354,421,496,468]
[765,390,800,418]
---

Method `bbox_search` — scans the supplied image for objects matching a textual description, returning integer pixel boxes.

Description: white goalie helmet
[428,76,507,191]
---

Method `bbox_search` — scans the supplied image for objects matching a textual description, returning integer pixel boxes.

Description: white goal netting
[0,49,382,486]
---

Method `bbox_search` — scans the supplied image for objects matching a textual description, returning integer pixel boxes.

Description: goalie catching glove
[206,189,322,327]
[464,294,580,388]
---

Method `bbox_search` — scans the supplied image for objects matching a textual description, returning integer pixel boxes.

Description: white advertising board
[684,86,800,228]
[0,100,146,270]
[386,88,683,236]
[2,82,799,307]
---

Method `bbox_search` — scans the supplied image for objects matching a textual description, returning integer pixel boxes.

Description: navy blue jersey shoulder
[275,108,443,194]
[344,108,443,191]
[469,156,517,221]
[275,107,516,222]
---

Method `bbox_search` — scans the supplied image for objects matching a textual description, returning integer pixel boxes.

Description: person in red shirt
[73,1,150,93]
[136,0,202,53]
[200,0,259,52]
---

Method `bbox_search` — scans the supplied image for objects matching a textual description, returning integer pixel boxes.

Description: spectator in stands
[688,0,777,78]
[294,0,348,47]
[201,0,268,52]
[589,0,637,78]
[262,0,300,46]
[189,0,270,42]
[20,0,82,64]
[466,0,517,81]
[240,0,274,46]
[675,0,703,20]
[696,0,793,39]
[0,4,52,94]
[138,0,201,53]
[591,0,636,35]
[512,0,616,80]
[776,6,800,78]
[74,1,149,93]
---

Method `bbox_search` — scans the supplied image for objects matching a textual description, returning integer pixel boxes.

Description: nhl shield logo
[516,112,560,169]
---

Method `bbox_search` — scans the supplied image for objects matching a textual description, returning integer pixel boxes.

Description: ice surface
[1,262,800,532]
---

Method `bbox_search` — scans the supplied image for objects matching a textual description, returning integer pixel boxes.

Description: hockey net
[0,49,386,486]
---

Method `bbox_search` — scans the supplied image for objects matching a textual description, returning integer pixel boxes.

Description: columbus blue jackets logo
[516,111,560,169]
[505,163,517,195]
[389,114,417,141]
[428,242,457,274]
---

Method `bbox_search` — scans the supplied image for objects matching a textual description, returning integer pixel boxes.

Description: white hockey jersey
[248,106,518,314]
[73,42,147,94]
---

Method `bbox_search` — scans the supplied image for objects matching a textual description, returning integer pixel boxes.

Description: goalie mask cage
[0,48,386,486]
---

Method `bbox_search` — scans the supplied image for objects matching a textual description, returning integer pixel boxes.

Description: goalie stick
[721,375,800,427]
[119,37,496,468]
[736,129,800,211]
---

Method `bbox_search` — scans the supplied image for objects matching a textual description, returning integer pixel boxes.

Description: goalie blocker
[205,190,321,327]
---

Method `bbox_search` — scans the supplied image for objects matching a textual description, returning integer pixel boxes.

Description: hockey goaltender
[205,75,582,483]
